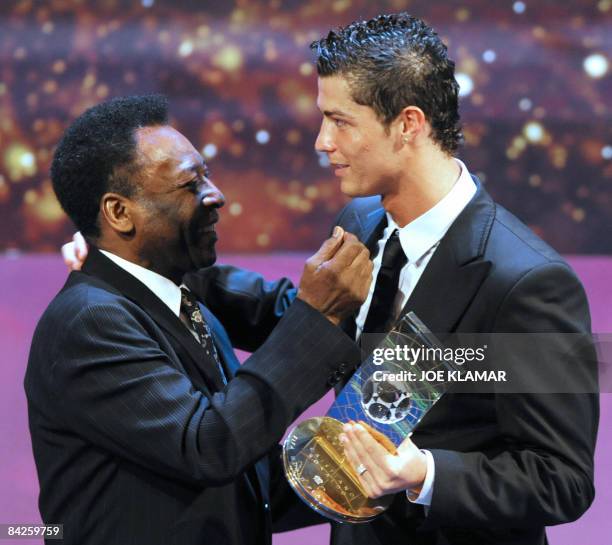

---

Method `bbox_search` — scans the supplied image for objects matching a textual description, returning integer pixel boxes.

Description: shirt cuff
[406,449,434,507]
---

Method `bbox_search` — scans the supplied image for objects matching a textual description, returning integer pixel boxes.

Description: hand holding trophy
[282,313,461,523]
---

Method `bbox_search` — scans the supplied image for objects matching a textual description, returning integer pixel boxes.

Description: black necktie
[362,229,407,334]
[180,287,227,385]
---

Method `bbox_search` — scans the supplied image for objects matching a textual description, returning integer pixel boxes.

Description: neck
[382,147,460,227]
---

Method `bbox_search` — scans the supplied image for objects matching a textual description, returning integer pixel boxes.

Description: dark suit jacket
[25,248,360,545]
[327,181,599,545]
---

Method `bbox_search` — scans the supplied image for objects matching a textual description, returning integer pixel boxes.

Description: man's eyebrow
[177,157,207,173]
[323,109,354,119]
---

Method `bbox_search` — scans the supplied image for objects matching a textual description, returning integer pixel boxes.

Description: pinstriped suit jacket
[25,248,359,545]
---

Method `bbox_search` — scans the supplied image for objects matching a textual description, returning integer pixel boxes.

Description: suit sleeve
[183,265,297,352]
[423,262,599,529]
[47,295,360,488]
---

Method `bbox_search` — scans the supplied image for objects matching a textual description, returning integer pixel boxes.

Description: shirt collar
[385,158,477,264]
[99,250,183,317]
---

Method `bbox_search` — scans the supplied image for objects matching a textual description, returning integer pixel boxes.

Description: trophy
[282,312,461,523]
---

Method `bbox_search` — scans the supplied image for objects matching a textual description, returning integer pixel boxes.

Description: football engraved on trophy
[282,312,461,523]
[361,371,412,425]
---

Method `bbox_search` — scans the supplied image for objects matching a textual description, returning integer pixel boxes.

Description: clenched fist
[297,226,373,325]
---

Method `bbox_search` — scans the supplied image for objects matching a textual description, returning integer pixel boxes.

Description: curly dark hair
[51,94,168,238]
[311,13,463,154]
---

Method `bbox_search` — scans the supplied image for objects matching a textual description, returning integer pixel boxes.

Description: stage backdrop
[0,0,610,254]
[0,2,611,545]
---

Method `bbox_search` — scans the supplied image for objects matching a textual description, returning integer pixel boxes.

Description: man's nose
[314,122,334,153]
[200,180,225,208]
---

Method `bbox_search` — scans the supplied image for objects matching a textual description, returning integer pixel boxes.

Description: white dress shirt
[355,159,477,507]
[100,250,183,317]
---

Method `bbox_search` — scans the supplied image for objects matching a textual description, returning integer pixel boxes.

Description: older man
[26,94,372,545]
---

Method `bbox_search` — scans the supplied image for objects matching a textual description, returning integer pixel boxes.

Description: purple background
[1,253,610,544]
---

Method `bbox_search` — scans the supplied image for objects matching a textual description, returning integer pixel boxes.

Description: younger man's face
[314,75,404,199]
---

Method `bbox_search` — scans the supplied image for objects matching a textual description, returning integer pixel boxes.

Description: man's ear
[398,105,428,146]
[100,192,136,235]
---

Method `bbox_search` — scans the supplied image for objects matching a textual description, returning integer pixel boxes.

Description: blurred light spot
[513,1,526,14]
[471,93,484,106]
[332,0,351,12]
[42,22,54,34]
[583,53,608,79]
[455,8,470,21]
[212,121,228,135]
[255,130,270,144]
[299,63,314,76]
[232,120,245,132]
[482,50,496,63]
[529,174,542,187]
[533,106,546,119]
[229,142,244,157]
[14,47,26,60]
[197,25,210,38]
[43,80,58,94]
[550,145,567,169]
[202,143,218,159]
[317,151,330,168]
[5,144,37,181]
[0,82,6,95]
[572,208,585,222]
[229,202,243,216]
[52,60,66,74]
[231,8,246,24]
[96,84,109,99]
[598,0,611,12]
[23,181,65,223]
[256,233,270,247]
[602,146,612,160]
[82,72,96,89]
[24,189,37,205]
[519,98,532,111]
[178,40,194,57]
[213,46,243,72]
[523,121,544,143]
[456,73,474,97]
[305,186,319,199]
[286,130,301,145]
[142,0,154,7]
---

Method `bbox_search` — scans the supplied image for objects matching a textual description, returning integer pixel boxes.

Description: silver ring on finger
[356,463,368,476]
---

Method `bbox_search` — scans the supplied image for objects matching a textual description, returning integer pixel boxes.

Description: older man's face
[130,125,224,283]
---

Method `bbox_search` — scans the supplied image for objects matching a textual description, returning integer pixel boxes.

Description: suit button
[327,375,339,387]
[338,363,347,373]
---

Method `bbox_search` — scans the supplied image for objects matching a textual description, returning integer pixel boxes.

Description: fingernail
[332,226,342,238]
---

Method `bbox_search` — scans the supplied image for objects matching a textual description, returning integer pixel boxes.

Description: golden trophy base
[282,416,394,523]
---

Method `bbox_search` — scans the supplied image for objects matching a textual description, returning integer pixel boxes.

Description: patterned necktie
[362,229,408,334]
[180,287,227,385]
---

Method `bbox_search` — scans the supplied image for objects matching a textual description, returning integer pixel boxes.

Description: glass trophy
[282,312,461,523]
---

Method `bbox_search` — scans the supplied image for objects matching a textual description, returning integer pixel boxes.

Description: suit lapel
[397,181,495,339]
[348,181,496,341]
[339,202,388,339]
[82,248,224,393]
